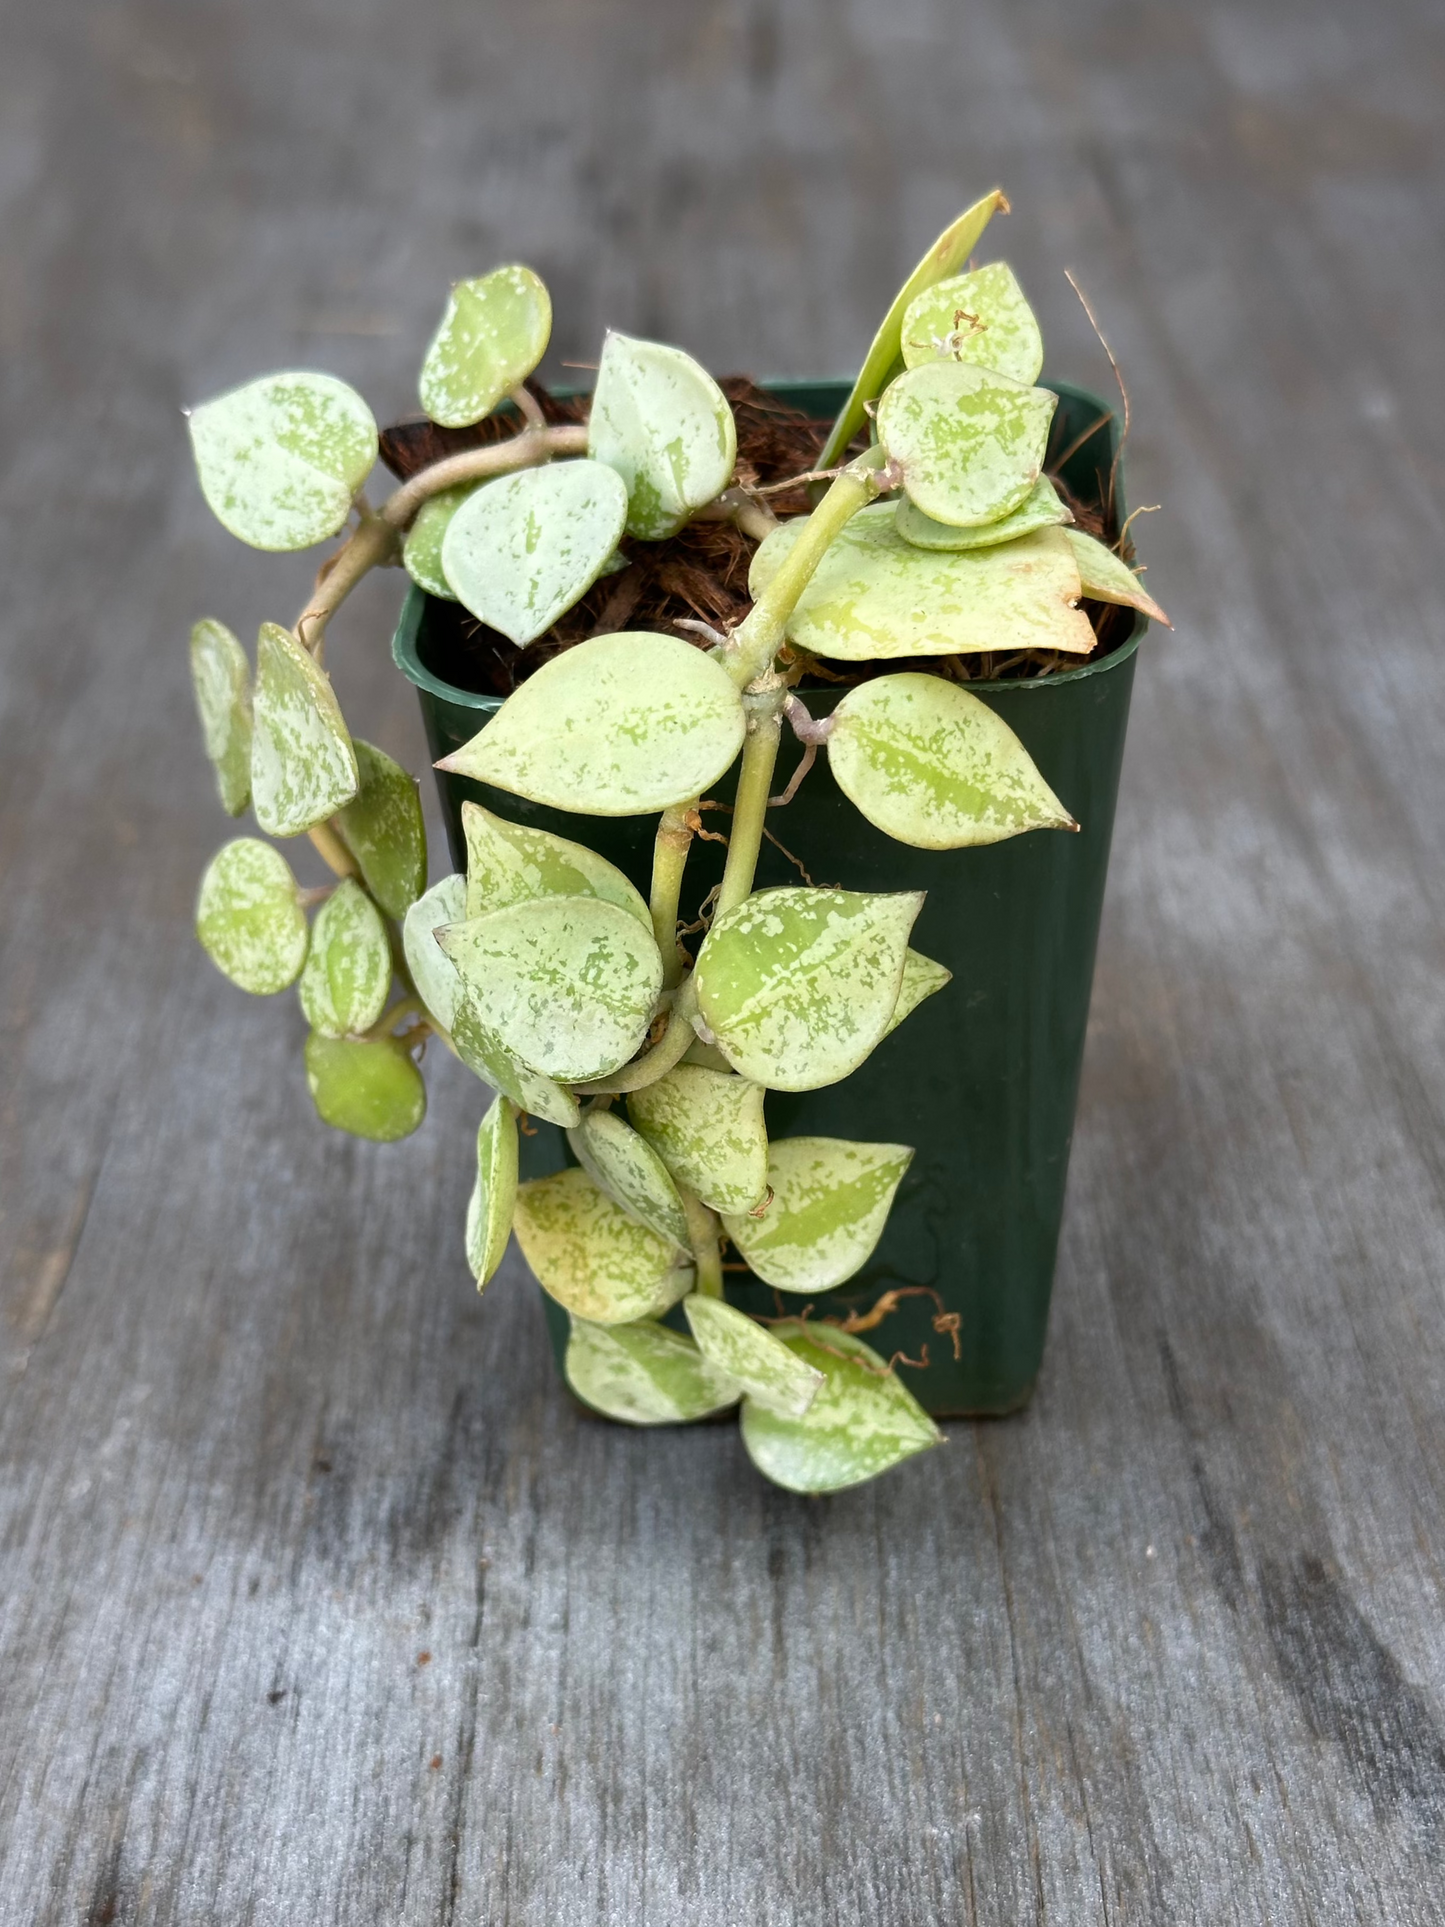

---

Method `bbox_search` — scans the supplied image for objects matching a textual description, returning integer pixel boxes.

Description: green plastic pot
[393,380,1144,1416]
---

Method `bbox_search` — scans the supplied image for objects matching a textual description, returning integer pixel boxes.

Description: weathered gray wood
[4,0,1445,1919]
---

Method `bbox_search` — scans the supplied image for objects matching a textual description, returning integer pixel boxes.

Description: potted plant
[187,189,1165,1494]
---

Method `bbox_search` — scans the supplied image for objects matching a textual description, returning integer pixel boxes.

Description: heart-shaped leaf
[188,372,377,551]
[250,622,359,836]
[419,266,552,428]
[466,1096,518,1288]
[189,619,252,816]
[722,1136,913,1293]
[440,897,663,1083]
[513,1167,691,1323]
[1066,529,1171,626]
[304,1032,426,1141]
[683,1295,823,1419]
[878,362,1056,528]
[436,632,746,815]
[298,878,392,1037]
[567,1109,689,1249]
[900,261,1043,384]
[337,741,427,918]
[739,1323,942,1493]
[829,673,1074,849]
[403,484,475,598]
[441,460,629,646]
[450,992,581,1128]
[627,1063,769,1214]
[564,1316,739,1424]
[588,331,738,539]
[196,838,308,994]
[895,476,1070,552]
[402,873,467,1033]
[694,887,921,1090]
[884,948,952,1037]
[462,802,651,928]
[818,190,1006,471]
[749,510,1093,661]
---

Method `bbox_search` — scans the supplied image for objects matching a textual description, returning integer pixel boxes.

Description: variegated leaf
[450,992,582,1128]
[567,1109,689,1250]
[419,265,552,427]
[749,509,1094,661]
[694,887,921,1091]
[436,631,746,815]
[402,483,474,599]
[1066,529,1170,626]
[588,331,738,540]
[440,897,663,1084]
[304,1031,426,1142]
[722,1136,913,1293]
[878,362,1056,528]
[818,190,1007,471]
[196,838,308,994]
[402,873,467,1033]
[884,948,952,1037]
[895,476,1070,552]
[739,1322,942,1493]
[627,1063,769,1215]
[440,460,628,646]
[564,1316,740,1424]
[250,622,359,836]
[297,878,392,1037]
[466,1096,518,1288]
[513,1167,692,1324]
[189,619,252,816]
[900,260,1043,384]
[337,741,427,918]
[462,801,650,928]
[682,1295,823,1419]
[188,372,377,551]
[829,673,1074,849]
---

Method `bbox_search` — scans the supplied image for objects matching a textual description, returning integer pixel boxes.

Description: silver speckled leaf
[250,622,359,837]
[337,740,427,918]
[588,331,738,540]
[402,873,467,1034]
[196,838,308,995]
[188,372,377,552]
[627,1063,769,1215]
[419,266,552,428]
[441,460,629,646]
[449,992,582,1129]
[683,1295,824,1420]
[900,260,1043,384]
[722,1135,913,1294]
[739,1322,942,1494]
[403,484,474,600]
[304,1032,426,1142]
[878,361,1056,529]
[513,1167,692,1324]
[466,1095,518,1289]
[1066,529,1170,626]
[694,887,921,1091]
[436,631,746,815]
[567,1109,689,1250]
[189,619,253,816]
[462,801,651,928]
[297,878,392,1038]
[564,1316,740,1424]
[895,476,1071,552]
[884,948,952,1038]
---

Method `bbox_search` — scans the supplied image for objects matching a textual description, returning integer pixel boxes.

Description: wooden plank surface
[3,0,1445,1919]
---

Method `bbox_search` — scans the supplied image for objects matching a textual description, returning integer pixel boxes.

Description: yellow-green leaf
[466,1096,518,1288]
[402,872,467,1033]
[436,631,746,815]
[189,619,252,816]
[403,484,473,599]
[564,1316,740,1424]
[878,361,1056,529]
[829,672,1074,849]
[739,1323,941,1493]
[188,372,377,552]
[250,622,359,836]
[884,948,952,1037]
[450,992,581,1128]
[337,740,427,918]
[297,878,392,1037]
[722,1136,912,1293]
[1066,529,1171,626]
[419,266,552,428]
[513,1167,691,1323]
[567,1109,689,1249]
[588,331,737,540]
[461,800,650,928]
[749,509,1094,661]
[196,838,307,994]
[682,1295,823,1420]
[694,887,921,1090]
[900,260,1043,384]
[895,476,1070,552]
[304,1032,426,1141]
[627,1063,769,1215]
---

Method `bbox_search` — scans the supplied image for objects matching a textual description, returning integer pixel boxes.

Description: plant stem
[308,817,360,879]
[716,690,785,915]
[680,1188,723,1298]
[649,802,697,988]
[381,424,588,530]
[295,509,400,656]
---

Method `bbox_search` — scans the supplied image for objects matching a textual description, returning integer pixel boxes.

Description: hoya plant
[188,191,1165,1495]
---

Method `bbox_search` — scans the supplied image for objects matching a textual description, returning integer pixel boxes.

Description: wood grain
[3,0,1445,1919]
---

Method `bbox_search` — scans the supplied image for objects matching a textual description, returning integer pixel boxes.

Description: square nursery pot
[394,380,1145,1418]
